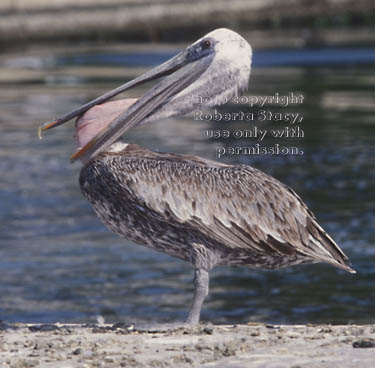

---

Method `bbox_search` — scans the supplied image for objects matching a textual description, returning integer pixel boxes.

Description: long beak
[40,50,188,133]
[71,55,213,162]
[40,47,214,163]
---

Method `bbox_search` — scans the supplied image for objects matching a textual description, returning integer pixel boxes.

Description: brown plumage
[80,143,354,275]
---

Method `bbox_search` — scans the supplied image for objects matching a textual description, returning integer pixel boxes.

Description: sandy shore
[0,322,374,367]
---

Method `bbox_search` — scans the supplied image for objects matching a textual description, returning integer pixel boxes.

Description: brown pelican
[40,28,355,326]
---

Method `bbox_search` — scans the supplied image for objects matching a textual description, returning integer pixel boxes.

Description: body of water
[0,39,374,325]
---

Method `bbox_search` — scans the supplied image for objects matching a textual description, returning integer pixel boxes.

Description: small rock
[318,327,332,333]
[0,320,15,331]
[266,324,280,329]
[111,322,133,333]
[353,338,375,348]
[92,326,109,333]
[29,324,59,332]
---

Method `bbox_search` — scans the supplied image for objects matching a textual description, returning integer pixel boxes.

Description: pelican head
[40,28,252,162]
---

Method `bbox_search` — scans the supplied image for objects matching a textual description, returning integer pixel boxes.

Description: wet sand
[1,322,374,367]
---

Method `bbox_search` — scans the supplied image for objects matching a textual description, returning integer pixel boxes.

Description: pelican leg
[129,268,209,332]
[186,268,209,325]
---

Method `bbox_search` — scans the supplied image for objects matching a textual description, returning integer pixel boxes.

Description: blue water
[60,47,375,68]
[0,42,374,325]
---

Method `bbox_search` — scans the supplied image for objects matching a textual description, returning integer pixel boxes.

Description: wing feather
[108,149,353,271]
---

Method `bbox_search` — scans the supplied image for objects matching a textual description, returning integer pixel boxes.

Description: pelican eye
[188,38,214,61]
[201,39,212,49]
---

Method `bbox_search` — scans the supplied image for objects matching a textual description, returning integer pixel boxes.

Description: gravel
[0,323,374,367]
